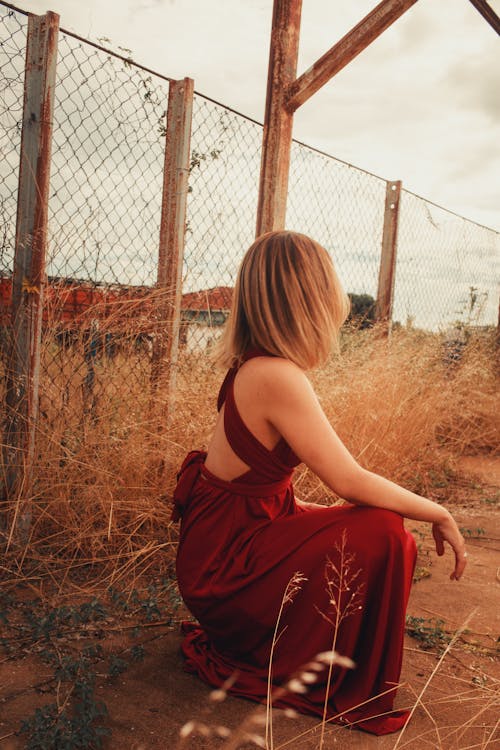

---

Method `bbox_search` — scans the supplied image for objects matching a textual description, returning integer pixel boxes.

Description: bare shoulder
[237,354,302,380]
[236,355,312,402]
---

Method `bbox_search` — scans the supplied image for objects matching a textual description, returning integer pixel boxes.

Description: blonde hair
[217,231,350,370]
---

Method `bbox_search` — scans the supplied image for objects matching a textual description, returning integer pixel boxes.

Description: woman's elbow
[331,465,371,502]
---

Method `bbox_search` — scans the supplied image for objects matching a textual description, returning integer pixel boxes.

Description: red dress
[173,351,417,735]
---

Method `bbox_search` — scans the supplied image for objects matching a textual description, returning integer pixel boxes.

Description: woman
[172,231,466,735]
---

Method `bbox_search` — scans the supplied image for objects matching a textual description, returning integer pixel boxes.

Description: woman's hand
[295,497,330,511]
[432,512,467,580]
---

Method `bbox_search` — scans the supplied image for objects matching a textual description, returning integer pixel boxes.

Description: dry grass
[1,324,498,589]
[302,325,499,501]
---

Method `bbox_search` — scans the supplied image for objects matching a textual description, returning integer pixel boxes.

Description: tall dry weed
[300,326,499,502]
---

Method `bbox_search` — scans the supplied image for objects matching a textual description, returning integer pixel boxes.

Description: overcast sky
[17,0,500,231]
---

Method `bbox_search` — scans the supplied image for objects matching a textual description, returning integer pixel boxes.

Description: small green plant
[405,615,451,650]
[471,674,488,688]
[108,654,129,678]
[1,577,181,749]
[20,674,110,750]
[459,526,486,539]
[427,469,450,489]
[412,566,431,583]
[481,491,499,506]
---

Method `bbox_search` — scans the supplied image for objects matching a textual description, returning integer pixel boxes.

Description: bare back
[204,357,283,482]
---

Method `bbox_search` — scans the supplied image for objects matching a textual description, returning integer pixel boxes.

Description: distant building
[0,276,235,354]
[180,286,233,352]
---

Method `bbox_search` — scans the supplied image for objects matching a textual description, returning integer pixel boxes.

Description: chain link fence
[42,27,170,424]
[288,140,387,300]
[0,6,26,280]
[1,1,499,429]
[395,191,499,330]
[50,32,168,287]
[0,6,26,414]
[181,97,262,351]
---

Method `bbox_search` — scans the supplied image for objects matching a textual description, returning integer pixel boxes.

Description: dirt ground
[1,456,499,750]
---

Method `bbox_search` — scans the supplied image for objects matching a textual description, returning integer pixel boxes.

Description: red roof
[0,277,155,330]
[0,278,234,327]
[181,286,233,312]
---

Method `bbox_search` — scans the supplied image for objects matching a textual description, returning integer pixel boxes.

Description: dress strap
[217,348,272,411]
[217,367,237,412]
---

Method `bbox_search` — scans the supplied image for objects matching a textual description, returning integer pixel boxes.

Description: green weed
[481,490,499,506]
[412,566,432,582]
[1,576,181,749]
[405,615,451,650]
[459,526,486,539]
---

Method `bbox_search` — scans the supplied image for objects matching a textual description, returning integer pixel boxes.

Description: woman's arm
[260,359,467,580]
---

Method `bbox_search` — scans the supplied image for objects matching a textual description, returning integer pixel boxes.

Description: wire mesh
[38,28,170,425]
[0,5,25,392]
[49,33,169,287]
[396,192,499,330]
[181,95,262,352]
[288,142,387,300]
[0,6,26,279]
[0,0,499,435]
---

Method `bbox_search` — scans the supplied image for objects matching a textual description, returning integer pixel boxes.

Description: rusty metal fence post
[257,0,419,237]
[151,78,194,413]
[1,11,59,546]
[256,0,302,235]
[376,180,402,332]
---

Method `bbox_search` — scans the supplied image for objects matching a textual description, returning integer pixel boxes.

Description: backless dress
[172,350,417,735]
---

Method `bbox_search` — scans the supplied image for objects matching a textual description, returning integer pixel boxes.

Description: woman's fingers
[451,548,467,581]
[445,526,467,580]
[432,520,467,580]
[432,524,445,556]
